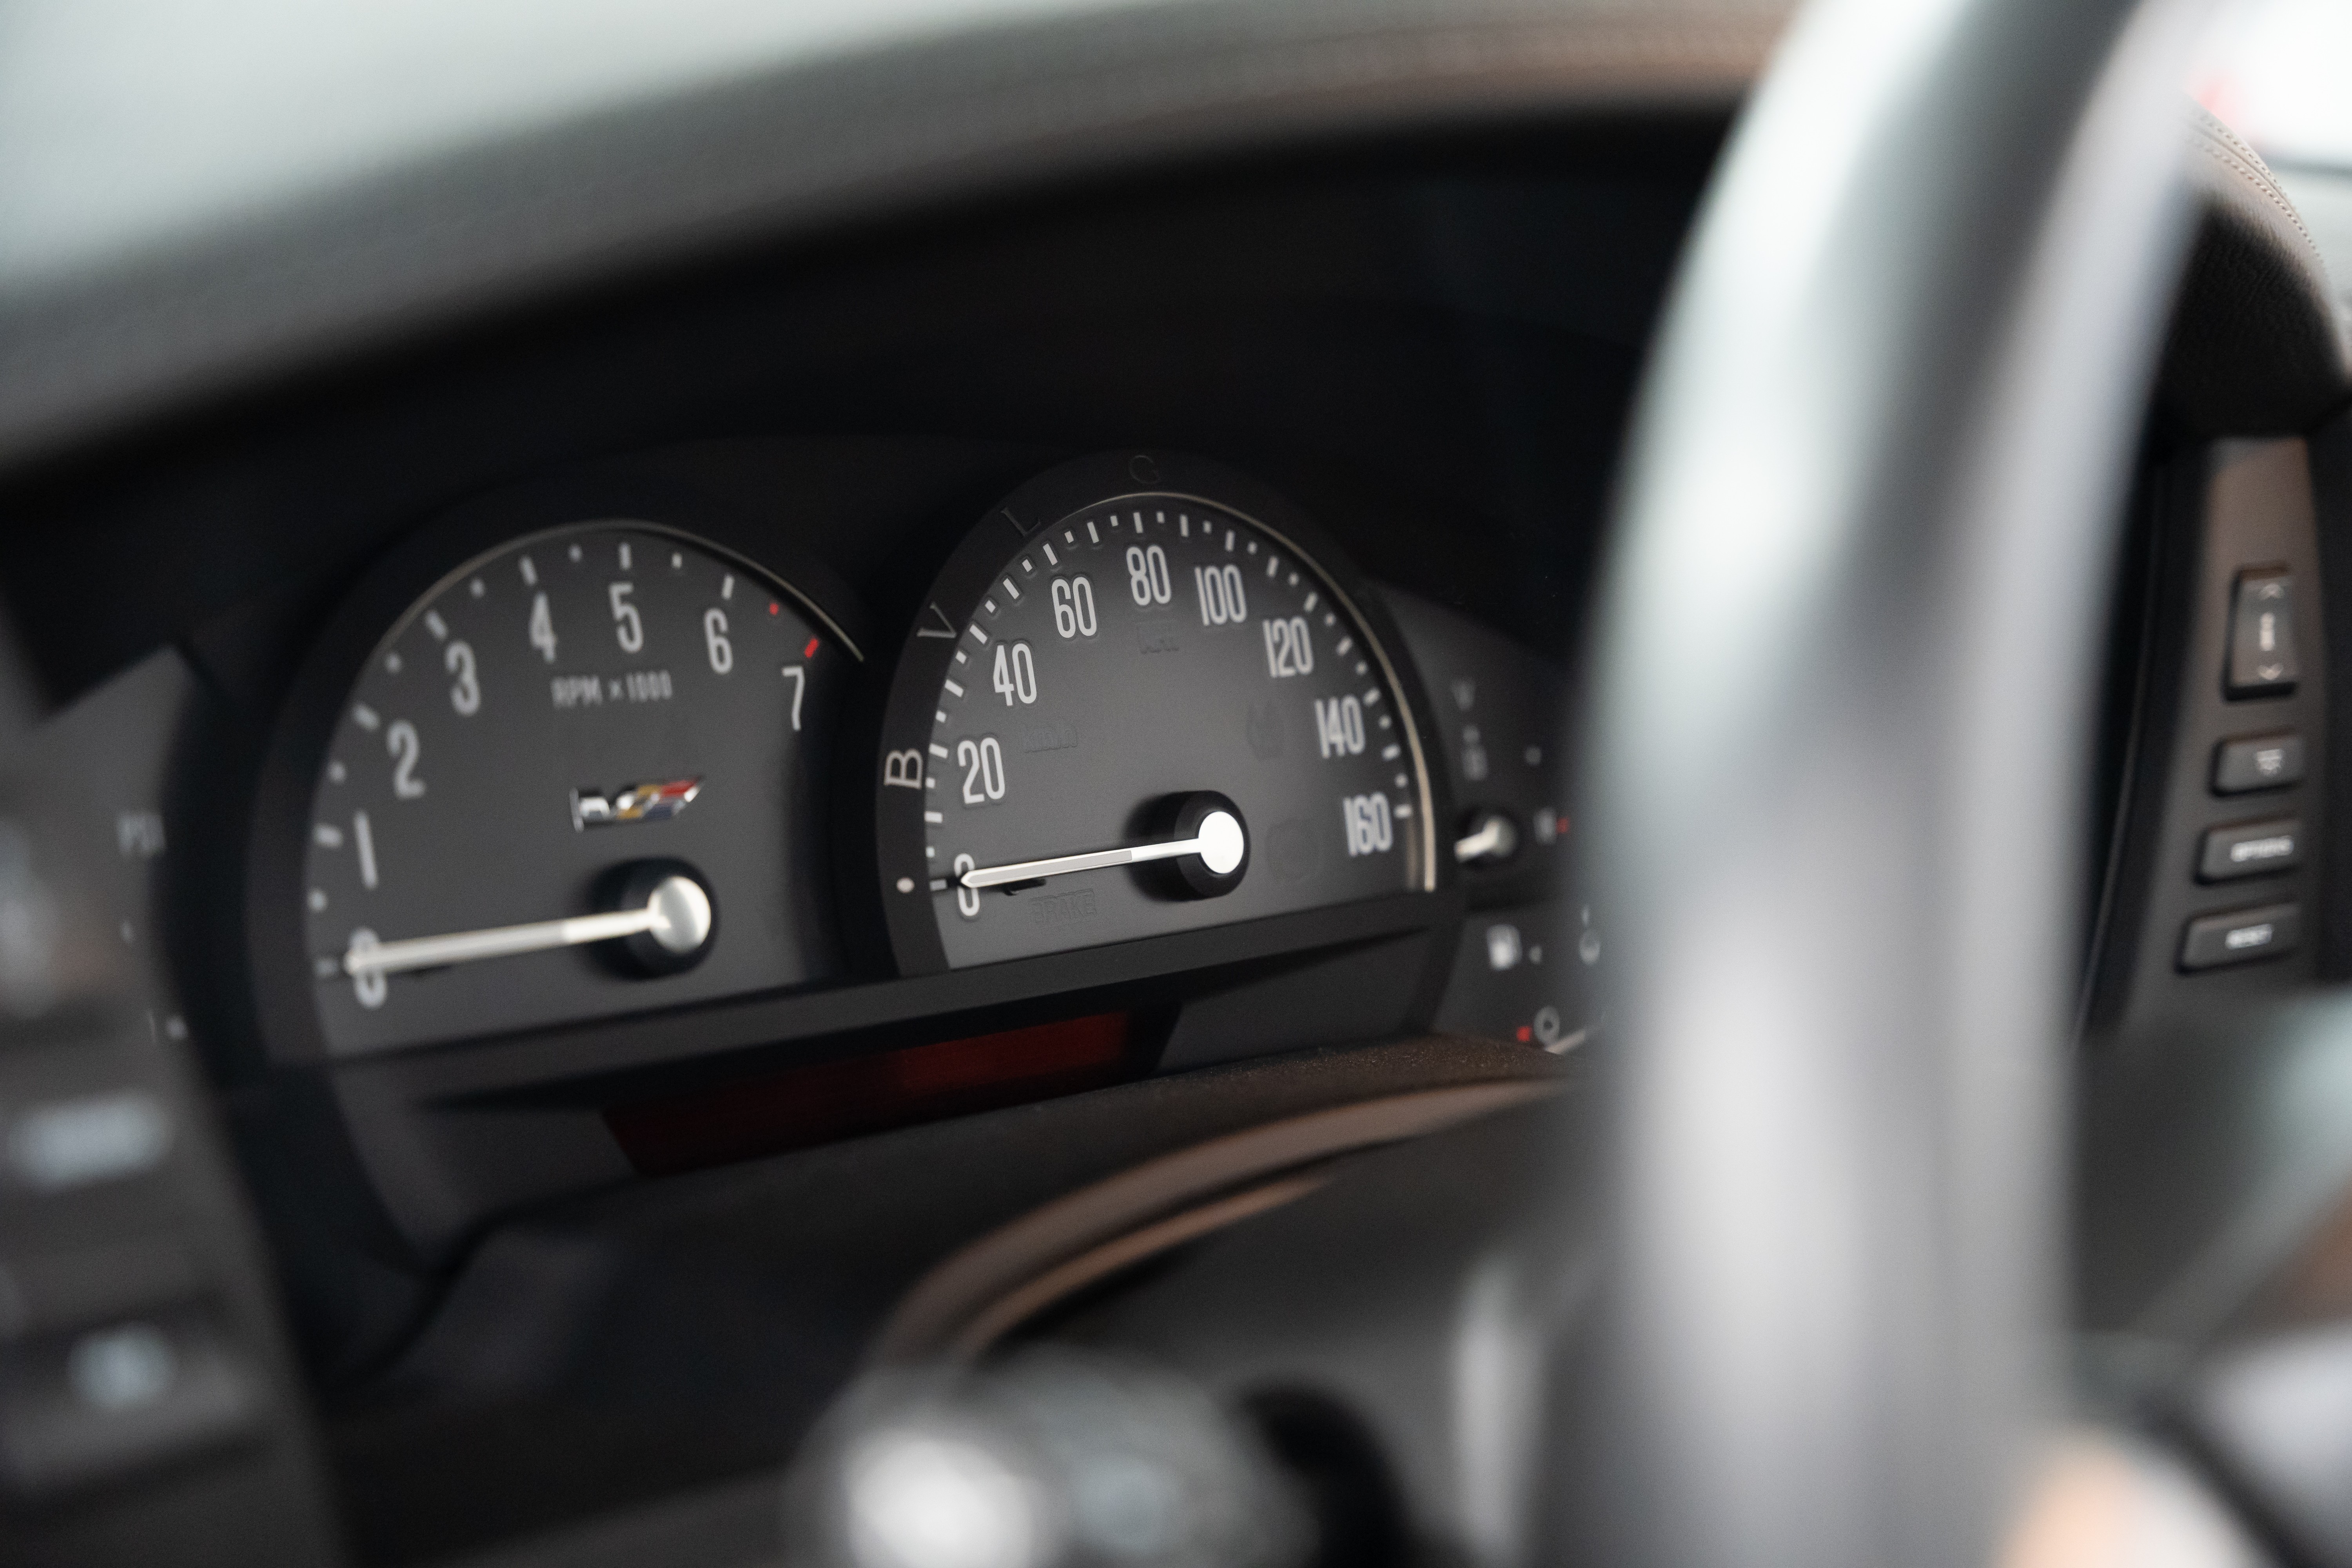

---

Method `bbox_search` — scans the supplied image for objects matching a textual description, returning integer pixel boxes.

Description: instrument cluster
[242,448,1581,1082]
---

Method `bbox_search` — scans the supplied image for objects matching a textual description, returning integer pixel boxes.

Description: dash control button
[1,1089,172,1193]
[0,1308,258,1496]
[2198,818,2302,882]
[2214,732,2304,794]
[2179,902,2300,971]
[2227,567,2300,696]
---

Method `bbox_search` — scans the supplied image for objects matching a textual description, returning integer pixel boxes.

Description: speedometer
[875,452,1436,973]
[260,519,855,1058]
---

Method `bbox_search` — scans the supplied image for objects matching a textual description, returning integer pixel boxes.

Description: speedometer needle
[960,805,1246,890]
[343,870,712,977]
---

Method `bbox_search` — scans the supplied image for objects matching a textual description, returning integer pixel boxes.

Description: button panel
[0,701,342,1564]
[2083,439,2328,1036]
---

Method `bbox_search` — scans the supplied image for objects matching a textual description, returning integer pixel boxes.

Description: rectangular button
[2180,902,2300,971]
[2227,567,2300,697]
[2198,818,2303,882]
[2213,731,2304,793]
[0,1307,258,1497]
[0,1088,173,1194]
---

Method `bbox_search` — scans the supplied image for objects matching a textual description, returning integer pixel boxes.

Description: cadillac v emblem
[570,777,701,829]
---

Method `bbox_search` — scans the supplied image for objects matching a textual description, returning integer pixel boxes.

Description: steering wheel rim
[1584,0,2214,1563]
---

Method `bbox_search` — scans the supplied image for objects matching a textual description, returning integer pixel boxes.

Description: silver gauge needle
[343,874,711,977]
[1453,811,1518,866]
[960,809,1247,890]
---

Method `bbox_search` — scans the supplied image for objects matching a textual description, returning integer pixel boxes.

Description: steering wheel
[1590,0,2236,1563]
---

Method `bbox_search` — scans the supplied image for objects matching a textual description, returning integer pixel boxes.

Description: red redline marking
[803,637,820,658]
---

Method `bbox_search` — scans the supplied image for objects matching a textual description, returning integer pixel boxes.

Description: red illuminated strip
[606,1013,1132,1176]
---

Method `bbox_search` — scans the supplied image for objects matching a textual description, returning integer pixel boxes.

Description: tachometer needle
[343,872,712,977]
[960,807,1246,890]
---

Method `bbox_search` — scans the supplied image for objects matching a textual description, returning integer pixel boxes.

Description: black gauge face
[877,454,1435,973]
[298,523,848,1055]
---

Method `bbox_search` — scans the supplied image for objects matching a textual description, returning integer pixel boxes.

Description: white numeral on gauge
[1193,563,1247,626]
[446,641,480,715]
[348,929,387,1009]
[1052,575,1097,638]
[1316,695,1365,757]
[954,854,980,920]
[703,608,733,673]
[958,736,1007,804]
[993,641,1038,706]
[609,582,644,653]
[1341,793,1393,857]
[782,665,806,730]
[1263,616,1314,678]
[529,592,557,662]
[1127,544,1171,606]
[387,720,425,799]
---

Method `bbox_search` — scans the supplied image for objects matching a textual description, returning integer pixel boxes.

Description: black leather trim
[2160,103,2351,437]
[0,0,1788,477]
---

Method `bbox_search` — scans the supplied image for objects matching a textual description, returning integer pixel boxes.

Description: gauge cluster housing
[236,438,1498,1270]
[188,432,1535,1303]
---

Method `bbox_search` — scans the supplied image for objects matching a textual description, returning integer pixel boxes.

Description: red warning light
[804,637,819,659]
[1515,1025,1532,1042]
[768,601,780,616]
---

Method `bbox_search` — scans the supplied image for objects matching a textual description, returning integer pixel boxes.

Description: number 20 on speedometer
[873,452,1437,973]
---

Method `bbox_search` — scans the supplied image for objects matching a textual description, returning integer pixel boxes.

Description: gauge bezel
[245,471,870,1066]
[873,450,1444,976]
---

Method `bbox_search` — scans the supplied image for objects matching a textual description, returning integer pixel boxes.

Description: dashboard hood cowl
[0,0,1788,480]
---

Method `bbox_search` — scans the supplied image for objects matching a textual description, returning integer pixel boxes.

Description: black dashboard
[4,71,2349,1568]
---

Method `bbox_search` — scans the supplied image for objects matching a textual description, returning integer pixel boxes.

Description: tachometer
[875,452,1435,973]
[271,521,853,1057]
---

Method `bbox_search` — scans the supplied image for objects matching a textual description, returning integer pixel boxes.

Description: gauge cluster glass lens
[876,458,1435,973]
[298,523,846,1055]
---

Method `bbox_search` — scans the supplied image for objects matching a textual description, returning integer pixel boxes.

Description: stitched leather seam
[2190,111,2319,255]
